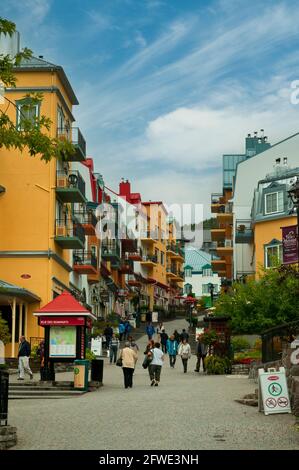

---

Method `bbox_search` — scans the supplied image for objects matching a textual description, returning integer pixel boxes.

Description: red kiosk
[34,291,96,381]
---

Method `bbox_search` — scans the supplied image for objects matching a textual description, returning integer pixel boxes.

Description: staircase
[9,381,86,400]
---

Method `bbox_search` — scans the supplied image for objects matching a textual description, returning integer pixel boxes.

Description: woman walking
[120,341,138,389]
[148,342,164,387]
[166,335,178,368]
[178,338,191,373]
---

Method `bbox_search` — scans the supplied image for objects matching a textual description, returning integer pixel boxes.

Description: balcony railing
[235,220,253,244]
[73,250,97,269]
[167,266,178,275]
[73,210,97,233]
[141,255,158,264]
[126,247,143,261]
[211,193,225,204]
[56,170,86,202]
[101,240,120,259]
[57,127,86,161]
[167,243,185,258]
[217,239,233,248]
[141,229,159,240]
[55,219,85,248]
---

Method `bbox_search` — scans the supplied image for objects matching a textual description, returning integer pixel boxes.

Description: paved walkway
[8,318,299,450]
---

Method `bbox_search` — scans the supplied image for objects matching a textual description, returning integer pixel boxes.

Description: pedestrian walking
[124,320,131,341]
[160,329,168,353]
[148,342,164,387]
[194,335,208,372]
[104,324,113,350]
[128,335,139,353]
[144,339,155,378]
[166,335,178,368]
[109,333,120,364]
[180,329,189,343]
[18,336,33,380]
[119,341,138,389]
[37,339,45,381]
[145,322,155,340]
[178,338,191,373]
[118,321,125,341]
[173,329,180,344]
[156,322,164,336]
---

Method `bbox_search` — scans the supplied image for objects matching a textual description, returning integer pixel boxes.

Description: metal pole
[11,298,16,358]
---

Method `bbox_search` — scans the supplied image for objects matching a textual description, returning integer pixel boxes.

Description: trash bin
[91,359,104,383]
[74,359,89,391]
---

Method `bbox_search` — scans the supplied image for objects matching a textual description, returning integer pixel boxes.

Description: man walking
[109,333,120,364]
[148,342,164,387]
[166,335,178,368]
[18,336,33,380]
[194,335,208,372]
[145,322,155,340]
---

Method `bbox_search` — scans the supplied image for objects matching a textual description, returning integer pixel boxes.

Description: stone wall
[0,426,17,450]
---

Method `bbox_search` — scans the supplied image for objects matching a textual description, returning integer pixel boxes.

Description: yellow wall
[254,216,296,275]
[0,69,78,355]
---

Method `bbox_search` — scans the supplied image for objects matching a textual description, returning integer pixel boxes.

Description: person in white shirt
[148,342,164,387]
[178,338,192,373]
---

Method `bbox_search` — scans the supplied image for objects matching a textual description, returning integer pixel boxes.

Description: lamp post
[208,283,214,307]
[287,177,299,264]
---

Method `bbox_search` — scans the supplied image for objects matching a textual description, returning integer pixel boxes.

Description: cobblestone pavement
[8,318,299,450]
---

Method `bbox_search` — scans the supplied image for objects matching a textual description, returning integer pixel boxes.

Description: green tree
[0,17,75,161]
[215,265,299,334]
[0,313,11,344]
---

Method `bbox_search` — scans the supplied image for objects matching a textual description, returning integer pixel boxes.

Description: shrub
[201,329,219,345]
[30,345,39,359]
[205,355,232,374]
[231,336,251,352]
[85,348,96,361]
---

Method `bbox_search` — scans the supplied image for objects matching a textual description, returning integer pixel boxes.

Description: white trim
[33,311,97,320]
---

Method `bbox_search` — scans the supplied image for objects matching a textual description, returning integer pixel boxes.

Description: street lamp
[208,283,214,306]
[287,177,299,263]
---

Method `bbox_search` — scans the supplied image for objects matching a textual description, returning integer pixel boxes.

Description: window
[202,268,212,277]
[155,248,159,263]
[91,245,97,258]
[160,251,165,266]
[265,192,284,214]
[265,245,282,268]
[185,268,192,277]
[184,283,192,295]
[16,99,39,130]
[202,284,209,294]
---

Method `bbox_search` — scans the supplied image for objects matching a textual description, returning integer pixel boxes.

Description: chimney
[119,179,131,201]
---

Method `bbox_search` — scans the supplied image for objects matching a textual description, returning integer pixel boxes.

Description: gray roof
[0,280,40,303]
[14,56,79,105]
[184,247,212,271]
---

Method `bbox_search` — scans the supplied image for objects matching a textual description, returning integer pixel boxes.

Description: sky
[3,0,299,218]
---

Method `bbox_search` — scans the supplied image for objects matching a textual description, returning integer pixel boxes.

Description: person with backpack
[166,335,178,368]
[148,342,164,387]
[180,328,189,343]
[160,329,168,353]
[178,338,192,373]
[118,321,125,341]
[145,322,155,340]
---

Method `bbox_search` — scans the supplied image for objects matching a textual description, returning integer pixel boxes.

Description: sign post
[258,367,291,415]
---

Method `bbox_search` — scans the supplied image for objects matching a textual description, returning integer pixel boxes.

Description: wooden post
[19,303,23,337]
[24,303,28,339]
[11,297,16,358]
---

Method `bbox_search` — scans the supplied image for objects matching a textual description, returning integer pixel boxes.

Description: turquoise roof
[184,247,213,271]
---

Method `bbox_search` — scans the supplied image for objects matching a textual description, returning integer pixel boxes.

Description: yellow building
[0,55,88,357]
[251,168,298,276]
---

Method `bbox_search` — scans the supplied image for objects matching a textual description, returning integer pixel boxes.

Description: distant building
[184,247,221,306]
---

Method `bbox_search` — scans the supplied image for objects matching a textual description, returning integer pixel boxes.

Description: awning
[0,279,40,304]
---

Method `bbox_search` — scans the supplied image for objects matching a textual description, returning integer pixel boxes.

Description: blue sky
[3,0,299,217]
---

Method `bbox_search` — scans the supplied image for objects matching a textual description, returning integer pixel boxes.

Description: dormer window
[265,191,284,215]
